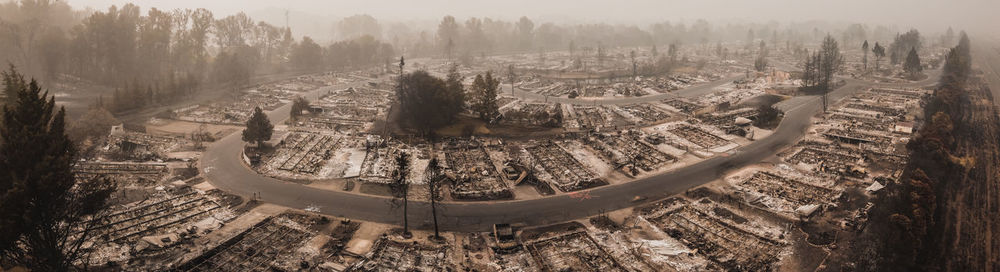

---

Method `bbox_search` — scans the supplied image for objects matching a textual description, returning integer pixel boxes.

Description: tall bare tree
[390,152,412,238]
[426,158,443,240]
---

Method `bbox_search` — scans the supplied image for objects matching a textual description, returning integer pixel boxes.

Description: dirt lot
[146,119,241,138]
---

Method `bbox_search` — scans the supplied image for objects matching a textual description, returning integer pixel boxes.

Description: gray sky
[67,0,999,34]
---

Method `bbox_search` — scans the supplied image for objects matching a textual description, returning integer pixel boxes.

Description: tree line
[855,32,980,270]
[378,14,939,61]
[1,1,395,113]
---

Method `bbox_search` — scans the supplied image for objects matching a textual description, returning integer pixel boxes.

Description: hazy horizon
[65,0,998,37]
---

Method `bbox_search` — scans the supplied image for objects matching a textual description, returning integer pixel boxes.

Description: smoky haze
[69,0,999,38]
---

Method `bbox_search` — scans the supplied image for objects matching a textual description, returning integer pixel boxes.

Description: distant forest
[1,1,955,114]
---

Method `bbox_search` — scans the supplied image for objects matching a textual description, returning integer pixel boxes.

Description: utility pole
[508,64,515,96]
[399,56,405,79]
[822,90,829,113]
[384,56,404,139]
[630,50,637,81]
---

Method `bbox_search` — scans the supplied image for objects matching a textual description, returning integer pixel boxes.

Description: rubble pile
[84,188,237,267]
[75,162,168,183]
[615,103,673,124]
[104,128,186,160]
[175,214,317,271]
[696,82,766,106]
[293,87,391,133]
[565,105,630,131]
[525,141,602,192]
[584,132,676,174]
[499,102,561,127]
[786,145,865,176]
[359,142,405,184]
[265,132,339,176]
[662,99,705,114]
[491,249,540,271]
[352,237,453,271]
[731,171,840,216]
[568,106,612,130]
[524,231,627,271]
[172,74,337,125]
[698,108,760,127]
[442,139,512,200]
[843,102,906,117]
[665,124,732,149]
[822,128,894,145]
[828,112,892,131]
[642,198,787,271]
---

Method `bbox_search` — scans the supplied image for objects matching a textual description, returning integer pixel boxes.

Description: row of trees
[333,11,960,62]
[0,1,396,112]
[394,15,931,60]
[754,41,769,72]
[860,31,923,78]
[102,73,201,113]
[903,47,923,78]
[38,3,296,87]
[394,66,466,135]
[800,35,844,112]
[858,32,974,270]
[801,35,844,92]
[888,30,922,65]
[862,40,887,71]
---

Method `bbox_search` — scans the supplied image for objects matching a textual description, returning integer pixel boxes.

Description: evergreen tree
[630,50,638,78]
[471,71,500,121]
[668,43,679,63]
[941,27,955,47]
[0,67,115,270]
[862,40,870,71]
[889,30,922,65]
[802,51,821,88]
[395,70,465,135]
[904,47,923,78]
[754,41,768,72]
[941,32,972,88]
[241,106,273,147]
[799,35,844,112]
[800,35,844,112]
[872,42,886,71]
[290,36,324,71]
[597,43,606,66]
[818,35,844,90]
[290,96,310,120]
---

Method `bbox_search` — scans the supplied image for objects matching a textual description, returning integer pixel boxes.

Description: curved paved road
[202,70,940,232]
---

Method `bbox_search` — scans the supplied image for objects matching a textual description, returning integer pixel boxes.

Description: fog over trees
[3,0,978,96]
[2,0,999,271]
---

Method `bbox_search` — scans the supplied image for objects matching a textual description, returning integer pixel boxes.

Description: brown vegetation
[856,33,1000,271]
